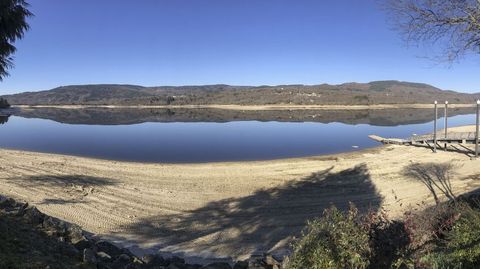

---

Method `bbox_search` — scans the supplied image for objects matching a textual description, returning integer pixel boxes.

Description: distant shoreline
[14,103,477,110]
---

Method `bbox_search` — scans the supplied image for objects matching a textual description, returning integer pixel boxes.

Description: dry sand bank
[14,103,477,111]
[1,139,480,260]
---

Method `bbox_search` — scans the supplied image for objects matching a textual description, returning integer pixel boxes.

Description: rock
[121,247,135,256]
[201,262,232,269]
[96,251,112,263]
[264,254,281,268]
[43,216,67,235]
[22,206,45,225]
[232,261,248,269]
[97,264,113,269]
[74,236,93,251]
[142,253,155,263]
[125,260,145,269]
[75,262,98,269]
[143,253,168,267]
[95,240,123,258]
[170,256,185,264]
[0,195,7,207]
[15,202,29,216]
[67,223,84,243]
[132,256,144,264]
[83,248,97,265]
[280,256,289,269]
[112,253,132,268]
[43,216,56,230]
[56,219,68,234]
[61,243,80,257]
[0,197,17,209]
[167,263,189,269]
[248,257,268,269]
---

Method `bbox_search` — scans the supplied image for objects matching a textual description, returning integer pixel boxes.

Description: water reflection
[0,115,9,125]
[13,107,476,126]
[0,108,477,163]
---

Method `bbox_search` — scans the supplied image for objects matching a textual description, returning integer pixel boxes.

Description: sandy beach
[1,126,480,261]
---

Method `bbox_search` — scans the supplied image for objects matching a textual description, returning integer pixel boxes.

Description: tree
[0,0,32,80]
[385,0,480,62]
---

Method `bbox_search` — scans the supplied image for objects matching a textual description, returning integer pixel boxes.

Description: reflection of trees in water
[0,115,9,125]
[13,107,476,126]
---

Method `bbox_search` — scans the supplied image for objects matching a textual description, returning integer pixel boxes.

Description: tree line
[0,97,10,108]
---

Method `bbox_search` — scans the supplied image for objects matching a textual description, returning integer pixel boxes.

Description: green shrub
[366,210,410,268]
[286,204,371,269]
[420,205,480,269]
[403,202,460,251]
[286,201,480,269]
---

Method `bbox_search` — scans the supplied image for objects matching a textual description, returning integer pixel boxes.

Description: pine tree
[0,0,33,80]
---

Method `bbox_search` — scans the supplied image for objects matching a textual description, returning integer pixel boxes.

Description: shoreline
[0,144,383,166]
[2,134,480,260]
[13,103,478,111]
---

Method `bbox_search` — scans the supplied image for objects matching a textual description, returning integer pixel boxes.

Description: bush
[286,204,371,269]
[0,98,10,108]
[365,210,410,268]
[419,204,480,269]
[403,202,461,251]
[286,201,480,269]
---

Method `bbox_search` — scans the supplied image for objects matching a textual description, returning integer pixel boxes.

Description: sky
[1,0,480,94]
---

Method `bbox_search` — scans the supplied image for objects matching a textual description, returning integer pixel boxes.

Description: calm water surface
[0,110,476,163]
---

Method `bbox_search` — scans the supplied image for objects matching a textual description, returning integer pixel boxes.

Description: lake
[0,107,477,163]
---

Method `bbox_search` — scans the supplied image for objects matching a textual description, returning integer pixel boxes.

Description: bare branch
[384,0,480,62]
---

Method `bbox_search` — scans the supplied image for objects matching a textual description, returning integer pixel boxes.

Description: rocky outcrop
[0,195,286,269]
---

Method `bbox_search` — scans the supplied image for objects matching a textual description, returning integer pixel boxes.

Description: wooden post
[476,100,480,158]
[434,100,437,153]
[444,101,448,150]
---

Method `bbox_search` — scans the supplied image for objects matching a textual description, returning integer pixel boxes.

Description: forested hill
[2,81,479,106]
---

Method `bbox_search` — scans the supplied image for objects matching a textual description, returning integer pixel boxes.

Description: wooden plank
[371,131,480,146]
[368,135,385,143]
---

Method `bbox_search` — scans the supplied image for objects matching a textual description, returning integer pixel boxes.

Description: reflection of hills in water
[13,107,476,126]
[0,115,9,125]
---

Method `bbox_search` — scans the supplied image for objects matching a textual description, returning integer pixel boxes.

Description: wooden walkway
[369,132,479,146]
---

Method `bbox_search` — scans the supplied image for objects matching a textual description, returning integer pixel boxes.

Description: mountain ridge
[2,80,479,106]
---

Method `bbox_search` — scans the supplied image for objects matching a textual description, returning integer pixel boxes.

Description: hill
[2,81,479,106]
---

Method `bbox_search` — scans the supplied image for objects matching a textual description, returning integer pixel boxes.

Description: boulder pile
[0,195,286,269]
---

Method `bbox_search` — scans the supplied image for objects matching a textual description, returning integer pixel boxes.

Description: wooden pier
[370,100,480,157]
[369,132,479,146]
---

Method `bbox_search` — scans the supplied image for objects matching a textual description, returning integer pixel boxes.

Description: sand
[1,135,480,261]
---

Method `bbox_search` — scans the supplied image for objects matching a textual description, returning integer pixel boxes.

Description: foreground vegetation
[285,198,480,269]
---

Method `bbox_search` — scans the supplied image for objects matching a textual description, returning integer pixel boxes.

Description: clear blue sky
[1,0,480,94]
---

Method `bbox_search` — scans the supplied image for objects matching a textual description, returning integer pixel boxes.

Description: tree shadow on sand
[119,164,383,258]
[38,198,87,205]
[7,174,116,188]
[402,162,457,205]
[6,174,117,202]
